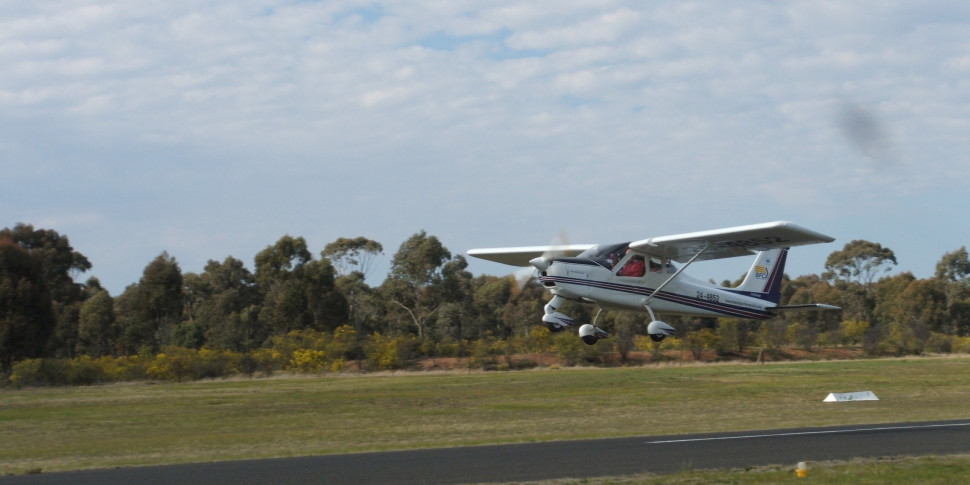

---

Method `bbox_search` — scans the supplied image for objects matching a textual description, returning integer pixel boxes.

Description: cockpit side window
[617,255,646,277]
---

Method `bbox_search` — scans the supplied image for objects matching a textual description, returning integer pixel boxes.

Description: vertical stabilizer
[732,248,788,304]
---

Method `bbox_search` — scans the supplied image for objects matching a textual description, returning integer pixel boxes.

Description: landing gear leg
[542,295,574,332]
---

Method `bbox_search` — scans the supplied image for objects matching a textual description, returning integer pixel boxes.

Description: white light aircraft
[468,221,841,345]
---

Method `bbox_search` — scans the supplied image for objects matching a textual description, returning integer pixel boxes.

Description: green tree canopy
[0,224,94,357]
[77,290,116,357]
[322,237,383,278]
[184,257,262,351]
[936,247,970,282]
[117,252,184,352]
[824,240,897,288]
[0,223,91,302]
[0,237,54,369]
[384,231,458,339]
[254,235,311,283]
[255,236,347,335]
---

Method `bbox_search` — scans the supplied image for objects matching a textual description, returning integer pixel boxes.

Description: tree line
[3,223,970,384]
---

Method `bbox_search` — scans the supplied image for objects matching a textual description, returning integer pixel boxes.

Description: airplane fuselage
[539,258,775,320]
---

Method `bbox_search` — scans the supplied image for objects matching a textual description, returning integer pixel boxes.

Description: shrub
[468,337,498,370]
[146,347,198,382]
[9,359,43,388]
[289,349,326,373]
[551,332,583,366]
[270,329,331,365]
[112,355,149,381]
[953,336,970,354]
[251,348,285,375]
[195,348,243,379]
[684,328,720,360]
[927,332,953,353]
[841,320,870,346]
[65,356,104,386]
[327,325,357,361]
[366,333,417,370]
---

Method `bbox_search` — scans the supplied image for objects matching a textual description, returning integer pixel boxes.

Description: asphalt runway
[5,419,970,484]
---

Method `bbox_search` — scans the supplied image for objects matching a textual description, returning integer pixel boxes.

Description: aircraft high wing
[628,221,835,262]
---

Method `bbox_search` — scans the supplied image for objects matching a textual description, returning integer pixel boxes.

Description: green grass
[544,454,970,484]
[3,356,970,476]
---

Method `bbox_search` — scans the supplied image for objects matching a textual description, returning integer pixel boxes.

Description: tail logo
[754,265,769,280]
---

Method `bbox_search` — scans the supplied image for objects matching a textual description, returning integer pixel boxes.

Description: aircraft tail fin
[732,248,788,304]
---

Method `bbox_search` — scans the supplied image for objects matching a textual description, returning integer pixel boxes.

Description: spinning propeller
[510,232,571,290]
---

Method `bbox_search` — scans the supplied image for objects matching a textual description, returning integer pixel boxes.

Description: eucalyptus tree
[936,247,970,282]
[111,252,185,353]
[77,290,117,356]
[255,236,313,334]
[824,240,897,322]
[824,240,897,288]
[255,235,347,335]
[322,237,383,278]
[872,273,945,353]
[471,276,512,338]
[303,258,349,332]
[0,237,54,369]
[183,257,262,350]
[0,224,92,357]
[383,231,468,340]
[935,247,970,334]
[323,237,384,347]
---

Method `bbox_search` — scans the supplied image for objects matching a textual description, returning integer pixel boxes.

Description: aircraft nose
[529,256,551,271]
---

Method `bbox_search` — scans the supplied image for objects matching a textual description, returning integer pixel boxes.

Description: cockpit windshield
[577,243,631,270]
[576,243,679,274]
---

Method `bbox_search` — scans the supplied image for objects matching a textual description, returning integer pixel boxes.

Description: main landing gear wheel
[647,320,676,342]
[578,308,609,345]
[579,324,609,345]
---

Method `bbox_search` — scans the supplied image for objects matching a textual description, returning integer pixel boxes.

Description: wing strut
[642,242,710,307]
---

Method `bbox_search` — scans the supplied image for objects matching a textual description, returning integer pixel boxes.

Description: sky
[3,1,970,295]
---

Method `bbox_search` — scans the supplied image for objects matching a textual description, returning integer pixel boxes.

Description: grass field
[557,454,970,484]
[3,356,970,477]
